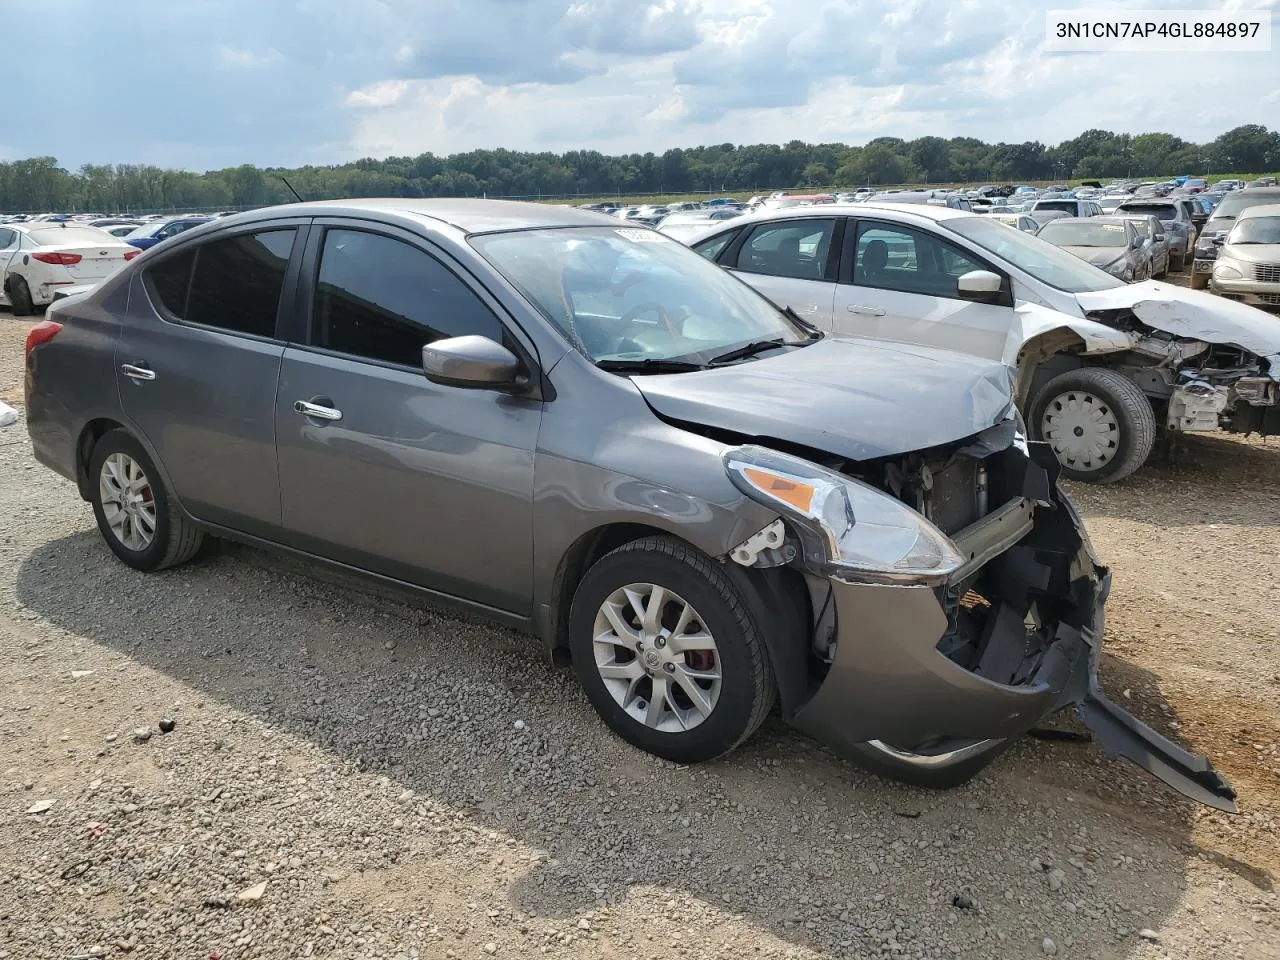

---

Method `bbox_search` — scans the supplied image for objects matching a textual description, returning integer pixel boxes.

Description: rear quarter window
[144,251,196,319]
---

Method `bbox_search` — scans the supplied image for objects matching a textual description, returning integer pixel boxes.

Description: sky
[4,0,1278,171]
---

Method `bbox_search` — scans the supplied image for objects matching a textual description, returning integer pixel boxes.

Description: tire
[1029,368,1157,484]
[845,738,1013,789]
[88,429,203,571]
[568,535,776,764]
[8,275,34,316]
[1189,271,1209,290]
[1170,252,1184,272]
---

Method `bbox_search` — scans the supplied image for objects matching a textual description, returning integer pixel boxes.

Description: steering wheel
[618,301,683,343]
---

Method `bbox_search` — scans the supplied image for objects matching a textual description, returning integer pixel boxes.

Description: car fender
[1007,302,1133,408]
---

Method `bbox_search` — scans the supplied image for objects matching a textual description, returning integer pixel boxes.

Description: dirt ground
[0,303,1277,959]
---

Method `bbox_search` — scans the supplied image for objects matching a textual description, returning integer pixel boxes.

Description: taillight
[25,320,63,358]
[124,250,141,261]
[32,251,82,266]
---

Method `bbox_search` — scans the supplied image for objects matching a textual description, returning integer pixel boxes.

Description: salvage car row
[21,199,1259,816]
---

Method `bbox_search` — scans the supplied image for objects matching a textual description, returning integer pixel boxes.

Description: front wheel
[568,536,776,764]
[1030,368,1157,483]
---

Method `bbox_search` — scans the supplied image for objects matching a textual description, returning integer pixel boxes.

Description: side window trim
[292,218,546,396]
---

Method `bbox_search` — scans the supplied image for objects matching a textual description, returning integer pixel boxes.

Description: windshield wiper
[708,337,812,366]
[595,358,707,374]
[781,305,824,339]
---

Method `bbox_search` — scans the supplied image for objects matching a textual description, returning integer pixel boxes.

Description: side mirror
[422,335,524,390]
[956,269,1003,303]
[1154,233,1166,242]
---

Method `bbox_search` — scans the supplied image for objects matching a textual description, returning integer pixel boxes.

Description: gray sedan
[1036,217,1151,281]
[21,199,1234,808]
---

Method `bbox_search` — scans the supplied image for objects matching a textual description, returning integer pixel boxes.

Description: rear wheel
[88,429,203,571]
[1030,368,1156,484]
[568,536,776,764]
[8,275,33,316]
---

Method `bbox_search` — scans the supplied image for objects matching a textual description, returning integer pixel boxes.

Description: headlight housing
[723,445,965,586]
[1213,261,1244,280]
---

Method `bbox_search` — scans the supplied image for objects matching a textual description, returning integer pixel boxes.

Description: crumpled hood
[632,337,1014,462]
[1062,246,1124,268]
[1075,280,1280,369]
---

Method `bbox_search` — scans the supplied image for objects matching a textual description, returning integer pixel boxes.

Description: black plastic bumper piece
[1078,690,1238,813]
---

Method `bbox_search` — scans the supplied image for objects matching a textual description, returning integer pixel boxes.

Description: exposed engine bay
[1085,308,1280,435]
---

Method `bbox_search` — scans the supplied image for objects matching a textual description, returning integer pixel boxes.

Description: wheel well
[546,523,673,664]
[75,418,126,501]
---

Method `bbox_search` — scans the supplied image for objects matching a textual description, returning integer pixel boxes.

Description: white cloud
[216,45,284,69]
[346,79,414,109]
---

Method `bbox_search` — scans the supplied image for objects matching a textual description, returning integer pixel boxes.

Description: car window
[852,222,986,297]
[313,229,502,368]
[0,228,15,248]
[691,231,736,262]
[145,250,196,318]
[734,219,834,280]
[1035,201,1079,214]
[184,230,296,337]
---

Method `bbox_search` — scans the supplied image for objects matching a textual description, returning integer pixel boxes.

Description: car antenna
[280,176,304,203]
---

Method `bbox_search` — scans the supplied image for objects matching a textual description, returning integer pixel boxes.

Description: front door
[832,219,1016,362]
[274,224,541,614]
[725,217,838,328]
[0,228,18,305]
[116,224,304,537]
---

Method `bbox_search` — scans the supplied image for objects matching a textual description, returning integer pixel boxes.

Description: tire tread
[1032,367,1156,484]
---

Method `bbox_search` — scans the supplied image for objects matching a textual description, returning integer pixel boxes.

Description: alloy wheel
[592,583,722,733]
[99,452,157,551]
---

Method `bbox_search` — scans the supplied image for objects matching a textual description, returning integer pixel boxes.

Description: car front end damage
[723,421,1238,812]
[1075,290,1280,438]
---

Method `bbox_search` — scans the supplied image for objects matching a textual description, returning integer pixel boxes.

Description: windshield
[1208,191,1280,222]
[126,223,159,238]
[945,218,1126,293]
[1229,216,1280,245]
[471,226,809,366]
[1038,220,1128,247]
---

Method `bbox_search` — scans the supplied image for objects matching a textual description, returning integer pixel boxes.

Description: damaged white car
[689,204,1280,482]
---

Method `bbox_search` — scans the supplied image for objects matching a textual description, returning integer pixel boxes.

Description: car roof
[220,198,617,235]
[1236,203,1280,220]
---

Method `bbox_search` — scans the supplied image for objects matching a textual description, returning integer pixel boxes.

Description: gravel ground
[0,305,1277,960]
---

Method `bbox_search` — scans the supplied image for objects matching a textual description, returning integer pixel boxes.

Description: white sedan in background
[1,223,140,315]
[685,203,1280,483]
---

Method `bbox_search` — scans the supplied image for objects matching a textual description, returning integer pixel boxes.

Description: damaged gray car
[23,199,1236,811]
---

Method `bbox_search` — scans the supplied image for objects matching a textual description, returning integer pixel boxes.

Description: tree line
[3,124,1278,214]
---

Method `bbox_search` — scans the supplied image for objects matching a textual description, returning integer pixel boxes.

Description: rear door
[722,217,840,327]
[273,221,542,614]
[832,218,1016,361]
[117,220,308,537]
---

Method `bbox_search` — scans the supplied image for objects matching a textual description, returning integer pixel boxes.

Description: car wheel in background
[1169,252,1184,272]
[8,275,34,316]
[88,429,204,571]
[1189,271,1210,290]
[1030,368,1156,484]
[568,536,776,764]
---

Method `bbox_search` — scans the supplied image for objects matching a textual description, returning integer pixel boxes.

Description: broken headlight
[723,446,965,586]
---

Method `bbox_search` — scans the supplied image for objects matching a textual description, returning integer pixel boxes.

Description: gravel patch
[1,307,1277,959]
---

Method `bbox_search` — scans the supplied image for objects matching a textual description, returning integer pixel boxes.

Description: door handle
[293,399,343,422]
[121,363,156,382]
[847,304,886,317]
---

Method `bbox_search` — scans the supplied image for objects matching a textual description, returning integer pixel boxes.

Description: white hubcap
[1040,390,1120,472]
[592,583,722,733]
[99,453,157,551]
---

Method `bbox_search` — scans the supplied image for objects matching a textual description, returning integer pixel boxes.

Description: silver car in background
[1117,214,1171,279]
[1036,217,1151,282]
[1114,199,1196,271]
[21,198,1233,809]
[1210,203,1280,311]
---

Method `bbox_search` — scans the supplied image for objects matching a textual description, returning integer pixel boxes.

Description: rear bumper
[789,452,1237,811]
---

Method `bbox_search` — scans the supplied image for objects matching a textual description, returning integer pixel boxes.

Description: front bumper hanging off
[786,444,1238,813]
